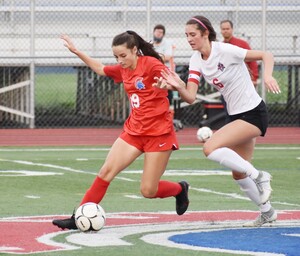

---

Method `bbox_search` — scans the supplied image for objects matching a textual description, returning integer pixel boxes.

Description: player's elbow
[191,98,198,104]
[185,97,197,105]
[180,94,196,104]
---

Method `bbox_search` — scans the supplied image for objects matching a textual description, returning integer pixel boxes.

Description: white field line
[191,187,250,201]
[1,158,299,208]
[191,187,300,207]
[0,146,299,152]
[0,158,95,175]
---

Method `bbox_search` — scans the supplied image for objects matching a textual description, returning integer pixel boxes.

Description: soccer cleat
[52,213,78,230]
[243,207,277,227]
[175,181,189,215]
[255,171,273,204]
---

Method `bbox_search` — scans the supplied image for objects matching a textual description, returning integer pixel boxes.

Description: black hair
[153,24,166,35]
[220,19,233,28]
[186,15,217,42]
[112,30,163,63]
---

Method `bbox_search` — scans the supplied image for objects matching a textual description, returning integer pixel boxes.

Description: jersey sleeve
[223,43,247,64]
[188,53,202,84]
[103,64,123,83]
[149,57,167,78]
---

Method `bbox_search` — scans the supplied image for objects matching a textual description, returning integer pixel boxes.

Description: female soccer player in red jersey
[52,31,189,230]
[154,16,281,227]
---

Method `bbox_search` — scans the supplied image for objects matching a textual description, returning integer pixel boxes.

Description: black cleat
[175,181,189,215]
[52,213,78,230]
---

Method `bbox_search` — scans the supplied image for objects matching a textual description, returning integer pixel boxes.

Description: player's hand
[160,69,186,90]
[60,34,77,54]
[264,76,281,94]
[153,76,171,90]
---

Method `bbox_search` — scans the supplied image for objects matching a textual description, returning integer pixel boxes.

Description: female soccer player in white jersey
[154,15,281,227]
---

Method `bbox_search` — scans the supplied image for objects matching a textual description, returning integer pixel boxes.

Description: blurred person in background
[153,24,174,69]
[220,20,259,87]
[153,24,176,105]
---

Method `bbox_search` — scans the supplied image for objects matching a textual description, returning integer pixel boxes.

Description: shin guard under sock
[154,180,182,198]
[207,147,259,179]
[80,176,110,205]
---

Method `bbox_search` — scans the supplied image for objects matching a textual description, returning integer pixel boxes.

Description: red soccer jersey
[103,56,173,136]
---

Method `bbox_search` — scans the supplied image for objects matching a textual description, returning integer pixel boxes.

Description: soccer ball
[75,202,106,232]
[196,126,213,142]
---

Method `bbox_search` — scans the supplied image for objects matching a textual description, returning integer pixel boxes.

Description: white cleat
[255,171,273,204]
[243,207,277,227]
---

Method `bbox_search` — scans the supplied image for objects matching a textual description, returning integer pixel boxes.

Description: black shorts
[228,100,268,136]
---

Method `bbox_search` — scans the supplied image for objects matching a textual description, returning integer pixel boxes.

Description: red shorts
[120,129,179,152]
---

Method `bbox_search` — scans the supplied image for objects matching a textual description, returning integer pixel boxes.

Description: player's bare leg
[204,120,273,203]
[141,151,189,215]
[53,138,142,230]
[221,127,277,227]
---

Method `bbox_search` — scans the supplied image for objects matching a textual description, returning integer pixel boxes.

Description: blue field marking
[170,227,300,256]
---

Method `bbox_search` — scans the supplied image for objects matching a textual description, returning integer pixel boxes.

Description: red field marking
[0,127,299,146]
[1,211,300,254]
[104,210,300,225]
[0,222,61,253]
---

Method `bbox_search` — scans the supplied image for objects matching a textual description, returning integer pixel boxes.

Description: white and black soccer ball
[196,126,213,142]
[75,202,106,232]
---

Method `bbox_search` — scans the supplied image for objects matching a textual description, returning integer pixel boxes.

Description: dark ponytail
[112,30,163,63]
[186,16,217,42]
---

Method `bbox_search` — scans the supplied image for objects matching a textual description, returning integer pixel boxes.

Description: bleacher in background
[0,0,299,128]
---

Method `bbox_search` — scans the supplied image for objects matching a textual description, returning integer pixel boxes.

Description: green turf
[35,73,77,108]
[0,145,299,255]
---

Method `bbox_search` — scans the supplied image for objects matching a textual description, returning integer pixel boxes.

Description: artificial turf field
[0,143,299,255]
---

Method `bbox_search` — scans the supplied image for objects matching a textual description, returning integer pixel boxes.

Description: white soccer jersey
[188,41,262,115]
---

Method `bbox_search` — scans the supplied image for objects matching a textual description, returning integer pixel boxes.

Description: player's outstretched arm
[261,52,281,94]
[61,34,106,76]
[245,50,281,94]
[154,70,198,104]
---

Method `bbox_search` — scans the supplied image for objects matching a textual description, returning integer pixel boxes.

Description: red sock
[154,180,182,198]
[80,176,110,205]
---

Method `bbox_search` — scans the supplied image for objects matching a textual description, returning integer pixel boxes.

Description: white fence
[0,0,299,64]
[0,0,299,128]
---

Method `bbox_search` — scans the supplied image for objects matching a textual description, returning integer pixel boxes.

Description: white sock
[207,147,260,179]
[236,177,261,205]
[259,201,272,212]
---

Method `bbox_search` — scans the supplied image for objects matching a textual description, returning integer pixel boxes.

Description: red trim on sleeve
[189,70,201,76]
[188,70,201,84]
[188,78,200,84]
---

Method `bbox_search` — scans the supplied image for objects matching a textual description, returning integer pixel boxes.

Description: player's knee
[232,171,247,180]
[140,185,157,198]
[202,141,215,157]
